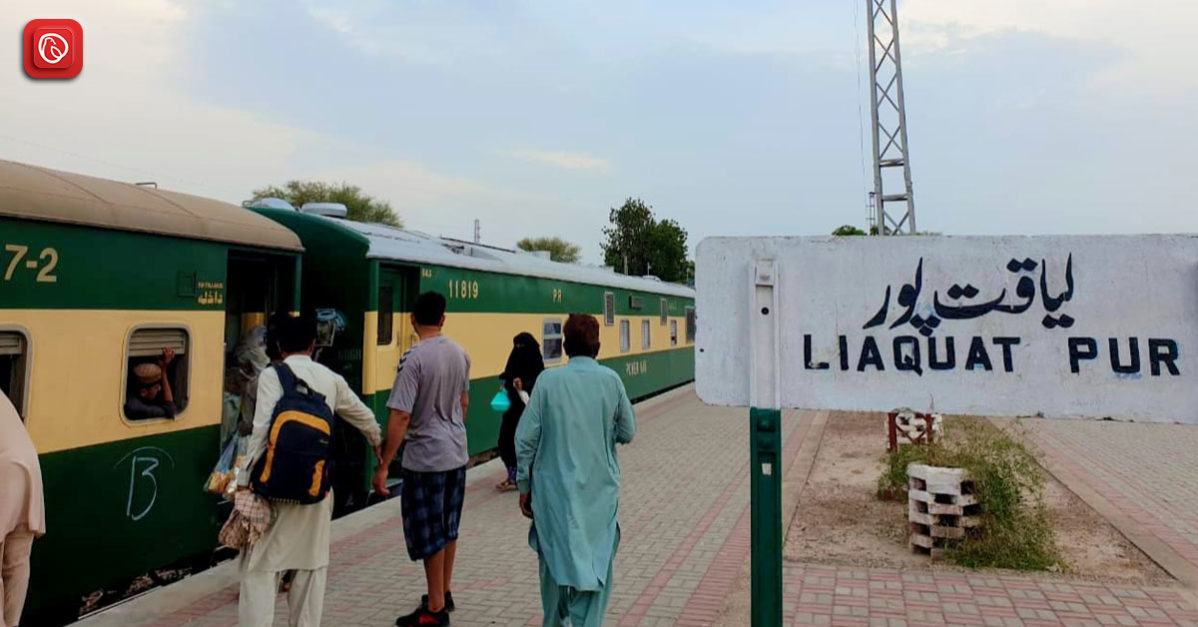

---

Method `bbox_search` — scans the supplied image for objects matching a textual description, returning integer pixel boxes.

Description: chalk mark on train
[114,447,176,522]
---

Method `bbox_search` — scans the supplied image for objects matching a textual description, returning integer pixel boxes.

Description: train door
[225,255,274,348]
[223,251,299,443]
[376,266,417,392]
[389,267,419,358]
[372,265,417,492]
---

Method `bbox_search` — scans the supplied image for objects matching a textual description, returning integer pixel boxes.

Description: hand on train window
[158,348,176,407]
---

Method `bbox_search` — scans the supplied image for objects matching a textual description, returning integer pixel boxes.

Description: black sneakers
[396,592,454,626]
[421,591,455,612]
[395,607,449,627]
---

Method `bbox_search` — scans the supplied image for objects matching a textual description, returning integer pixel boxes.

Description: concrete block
[930,526,965,540]
[908,463,980,559]
[909,533,935,549]
[908,464,972,495]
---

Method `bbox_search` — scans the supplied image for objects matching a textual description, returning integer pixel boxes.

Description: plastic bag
[205,436,241,499]
[224,455,246,501]
[490,388,511,412]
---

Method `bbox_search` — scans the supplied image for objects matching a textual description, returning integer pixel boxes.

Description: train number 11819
[447,279,479,300]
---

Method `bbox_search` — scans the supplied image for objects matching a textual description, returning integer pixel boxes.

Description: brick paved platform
[782,565,1197,626]
[78,393,1197,626]
[1008,419,1198,592]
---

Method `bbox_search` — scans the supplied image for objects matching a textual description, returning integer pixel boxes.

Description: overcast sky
[4,1,1196,263]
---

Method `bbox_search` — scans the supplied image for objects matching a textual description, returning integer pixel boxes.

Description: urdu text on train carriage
[801,254,1181,378]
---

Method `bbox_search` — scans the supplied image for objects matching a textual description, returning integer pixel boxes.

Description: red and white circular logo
[23,19,83,79]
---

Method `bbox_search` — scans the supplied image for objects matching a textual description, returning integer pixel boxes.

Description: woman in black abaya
[496,332,544,491]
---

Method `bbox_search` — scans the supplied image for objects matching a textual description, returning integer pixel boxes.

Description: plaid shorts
[400,466,467,561]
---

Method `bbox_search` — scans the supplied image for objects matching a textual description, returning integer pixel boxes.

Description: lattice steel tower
[867,0,916,235]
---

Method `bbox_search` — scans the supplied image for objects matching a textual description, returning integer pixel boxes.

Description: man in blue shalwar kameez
[515,313,636,626]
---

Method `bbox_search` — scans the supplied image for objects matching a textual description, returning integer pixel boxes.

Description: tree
[250,180,402,227]
[601,197,690,283]
[648,218,689,283]
[602,198,655,275]
[833,224,867,236]
[517,237,581,263]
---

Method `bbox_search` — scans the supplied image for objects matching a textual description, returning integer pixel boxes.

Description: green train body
[0,160,694,624]
[0,160,304,624]
[252,208,696,496]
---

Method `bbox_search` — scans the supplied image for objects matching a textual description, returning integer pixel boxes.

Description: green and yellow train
[0,159,694,624]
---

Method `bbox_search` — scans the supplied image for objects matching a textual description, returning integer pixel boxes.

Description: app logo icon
[36,31,71,67]
[23,19,83,79]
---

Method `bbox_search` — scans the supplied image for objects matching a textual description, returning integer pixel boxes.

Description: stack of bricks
[907,463,980,559]
[886,410,942,452]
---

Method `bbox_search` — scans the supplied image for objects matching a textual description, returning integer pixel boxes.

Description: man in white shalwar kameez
[237,313,382,627]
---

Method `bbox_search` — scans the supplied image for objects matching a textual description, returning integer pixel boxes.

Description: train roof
[329,215,695,298]
[0,160,303,252]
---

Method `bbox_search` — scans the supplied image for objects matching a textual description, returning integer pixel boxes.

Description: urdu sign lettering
[695,235,1198,423]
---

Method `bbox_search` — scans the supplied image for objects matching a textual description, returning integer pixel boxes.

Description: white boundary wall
[695,235,1198,423]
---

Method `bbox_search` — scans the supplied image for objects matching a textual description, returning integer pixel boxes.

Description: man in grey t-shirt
[374,291,470,627]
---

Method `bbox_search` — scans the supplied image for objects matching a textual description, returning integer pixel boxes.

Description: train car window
[670,320,679,347]
[0,331,29,419]
[542,318,563,363]
[641,319,651,350]
[125,328,189,420]
[620,320,630,353]
[685,307,696,344]
[604,292,615,327]
[378,285,394,346]
[660,298,668,325]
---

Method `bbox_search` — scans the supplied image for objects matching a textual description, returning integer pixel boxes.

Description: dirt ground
[782,411,1173,585]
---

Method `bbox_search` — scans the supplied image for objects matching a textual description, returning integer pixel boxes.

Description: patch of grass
[877,418,1065,571]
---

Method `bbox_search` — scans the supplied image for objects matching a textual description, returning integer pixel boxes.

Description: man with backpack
[373,291,471,627]
[236,312,383,627]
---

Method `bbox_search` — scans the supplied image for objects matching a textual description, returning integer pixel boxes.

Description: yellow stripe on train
[360,311,692,396]
[2,309,224,454]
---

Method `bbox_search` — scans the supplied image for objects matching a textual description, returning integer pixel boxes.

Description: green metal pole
[750,407,783,626]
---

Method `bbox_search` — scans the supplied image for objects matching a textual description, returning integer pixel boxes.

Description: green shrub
[877,418,1064,571]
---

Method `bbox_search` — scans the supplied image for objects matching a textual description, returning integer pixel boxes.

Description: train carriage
[0,157,695,625]
[0,160,304,623]
[251,203,696,490]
